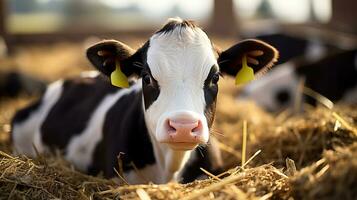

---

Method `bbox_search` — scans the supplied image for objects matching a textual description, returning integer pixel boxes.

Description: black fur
[11,98,42,143]
[254,33,309,65]
[253,33,342,65]
[155,19,197,35]
[41,76,118,150]
[180,147,216,183]
[203,65,219,127]
[0,71,46,97]
[296,49,357,103]
[11,99,42,125]
[89,88,155,177]
[142,67,160,110]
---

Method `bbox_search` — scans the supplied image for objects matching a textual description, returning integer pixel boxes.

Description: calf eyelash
[133,62,144,69]
[218,59,229,65]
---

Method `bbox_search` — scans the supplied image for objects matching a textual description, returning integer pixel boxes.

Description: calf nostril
[167,120,176,134]
[192,120,202,133]
[168,119,201,133]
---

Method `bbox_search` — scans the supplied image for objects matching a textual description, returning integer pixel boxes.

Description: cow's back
[11,73,118,156]
[41,76,118,150]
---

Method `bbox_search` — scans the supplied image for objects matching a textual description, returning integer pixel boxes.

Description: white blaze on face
[144,25,217,146]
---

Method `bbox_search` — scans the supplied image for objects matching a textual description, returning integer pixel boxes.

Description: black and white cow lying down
[11,18,278,184]
[239,49,357,112]
[237,32,357,112]
[249,33,344,65]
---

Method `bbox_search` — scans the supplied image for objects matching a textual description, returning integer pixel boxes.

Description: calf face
[87,18,278,151]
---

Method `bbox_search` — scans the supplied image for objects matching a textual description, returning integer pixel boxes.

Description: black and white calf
[11,18,278,184]
[239,49,357,112]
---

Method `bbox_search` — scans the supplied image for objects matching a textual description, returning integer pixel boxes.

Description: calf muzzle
[159,111,207,150]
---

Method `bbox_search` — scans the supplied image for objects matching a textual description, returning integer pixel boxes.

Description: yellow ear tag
[235,54,255,85]
[110,60,129,88]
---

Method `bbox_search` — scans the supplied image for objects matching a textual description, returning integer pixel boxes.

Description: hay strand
[242,120,248,166]
[136,188,152,200]
[332,112,357,136]
[303,87,334,109]
[182,173,244,200]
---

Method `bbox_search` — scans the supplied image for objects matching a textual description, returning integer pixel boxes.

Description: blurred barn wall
[0,0,7,46]
[0,0,356,51]
[330,0,357,34]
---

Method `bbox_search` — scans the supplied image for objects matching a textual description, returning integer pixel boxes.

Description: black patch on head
[131,40,161,110]
[142,66,160,110]
[41,75,118,150]
[275,88,291,105]
[155,19,197,35]
[122,41,151,77]
[203,65,219,127]
[88,88,155,177]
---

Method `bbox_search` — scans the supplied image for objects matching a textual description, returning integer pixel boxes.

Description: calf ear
[218,39,279,83]
[86,40,137,77]
[87,40,145,87]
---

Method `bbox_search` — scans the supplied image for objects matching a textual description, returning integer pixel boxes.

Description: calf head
[87,18,278,151]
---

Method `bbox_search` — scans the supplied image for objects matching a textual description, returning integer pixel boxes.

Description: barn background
[0,0,356,199]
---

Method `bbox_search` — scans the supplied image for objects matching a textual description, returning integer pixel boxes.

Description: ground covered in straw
[0,42,356,200]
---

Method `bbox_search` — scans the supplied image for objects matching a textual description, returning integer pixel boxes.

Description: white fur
[304,39,327,62]
[146,134,193,183]
[65,82,142,171]
[124,163,161,184]
[80,70,100,78]
[239,63,300,112]
[12,80,64,156]
[123,151,192,184]
[143,22,217,182]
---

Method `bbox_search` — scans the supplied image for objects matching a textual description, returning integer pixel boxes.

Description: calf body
[12,18,278,183]
[13,75,163,182]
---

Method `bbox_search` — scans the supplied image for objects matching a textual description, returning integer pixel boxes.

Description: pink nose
[167,118,203,143]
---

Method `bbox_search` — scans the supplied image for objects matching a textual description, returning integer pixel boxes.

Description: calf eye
[212,73,220,84]
[143,74,151,85]
[275,89,291,105]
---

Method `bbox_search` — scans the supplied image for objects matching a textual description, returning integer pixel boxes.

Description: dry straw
[0,83,356,199]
